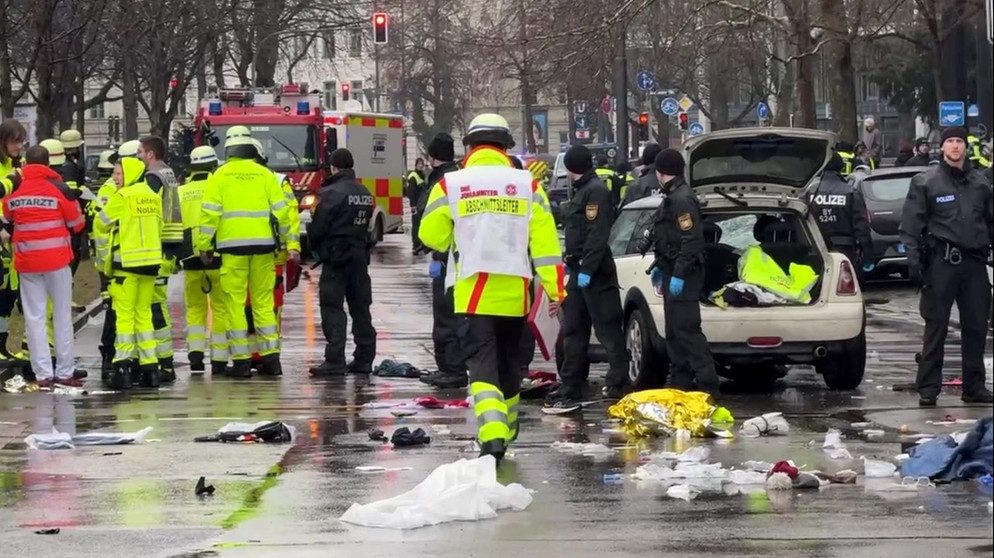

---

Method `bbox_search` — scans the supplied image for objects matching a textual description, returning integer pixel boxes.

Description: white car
[604,128,867,390]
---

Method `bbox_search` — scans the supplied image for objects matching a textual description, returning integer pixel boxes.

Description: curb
[72,298,106,334]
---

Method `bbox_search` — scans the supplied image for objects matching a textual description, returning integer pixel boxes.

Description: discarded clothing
[3,375,39,393]
[339,455,532,529]
[740,412,790,437]
[710,282,792,308]
[391,427,431,448]
[413,396,469,409]
[902,415,993,481]
[25,426,154,450]
[607,389,734,438]
[520,371,559,399]
[373,359,422,379]
[736,245,819,303]
[193,421,295,444]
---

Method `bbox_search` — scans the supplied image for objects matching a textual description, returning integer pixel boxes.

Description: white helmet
[463,113,515,149]
[189,145,218,166]
[39,138,66,166]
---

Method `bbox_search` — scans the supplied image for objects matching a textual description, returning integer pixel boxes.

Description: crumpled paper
[740,412,790,437]
[3,375,39,393]
[607,389,734,438]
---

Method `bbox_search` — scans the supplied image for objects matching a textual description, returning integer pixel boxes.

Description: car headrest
[754,216,796,243]
[703,222,722,244]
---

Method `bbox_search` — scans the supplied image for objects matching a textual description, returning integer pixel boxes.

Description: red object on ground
[527,371,558,383]
[770,460,799,480]
[942,377,962,387]
[414,396,469,409]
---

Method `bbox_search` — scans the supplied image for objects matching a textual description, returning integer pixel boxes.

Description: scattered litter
[390,410,418,417]
[863,457,898,478]
[863,429,885,438]
[676,446,710,463]
[766,472,793,490]
[368,429,387,442]
[813,469,858,484]
[771,460,799,479]
[603,473,624,484]
[894,453,910,463]
[34,528,60,535]
[827,448,853,460]
[823,429,845,449]
[25,426,154,450]
[50,385,87,396]
[865,476,935,492]
[728,469,767,485]
[976,474,992,488]
[850,395,867,400]
[607,389,734,439]
[339,455,532,529]
[102,451,123,456]
[740,412,790,437]
[2,375,38,393]
[850,422,872,428]
[432,426,451,436]
[195,476,215,496]
[666,484,699,501]
[194,421,294,444]
[391,427,431,448]
[364,397,469,410]
[356,466,414,474]
[551,441,614,455]
[557,422,577,431]
[902,416,993,481]
[741,460,773,473]
[520,371,559,400]
[372,359,421,379]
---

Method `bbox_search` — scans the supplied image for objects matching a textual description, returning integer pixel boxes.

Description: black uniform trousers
[411,212,422,250]
[660,268,721,395]
[98,273,116,359]
[559,272,629,392]
[431,275,467,375]
[461,314,524,401]
[318,252,377,366]
[917,254,991,398]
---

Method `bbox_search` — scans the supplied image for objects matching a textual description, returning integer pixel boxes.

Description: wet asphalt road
[0,230,992,558]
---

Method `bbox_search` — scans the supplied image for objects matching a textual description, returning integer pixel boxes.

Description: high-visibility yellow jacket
[0,155,19,199]
[197,157,290,255]
[967,136,992,168]
[274,172,300,265]
[95,158,163,275]
[418,145,565,317]
[90,177,119,271]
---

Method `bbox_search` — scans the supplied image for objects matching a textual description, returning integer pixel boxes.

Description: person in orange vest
[0,144,86,387]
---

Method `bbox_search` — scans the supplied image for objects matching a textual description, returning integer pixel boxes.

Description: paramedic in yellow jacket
[179,146,228,376]
[95,157,163,390]
[418,113,565,465]
[197,130,293,379]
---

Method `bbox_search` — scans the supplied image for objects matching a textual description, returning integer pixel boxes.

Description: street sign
[600,96,613,114]
[757,101,770,120]
[967,103,980,117]
[576,130,590,139]
[573,100,588,114]
[688,122,705,137]
[678,95,694,112]
[660,97,679,117]
[939,101,965,126]
[636,71,656,91]
[575,115,588,129]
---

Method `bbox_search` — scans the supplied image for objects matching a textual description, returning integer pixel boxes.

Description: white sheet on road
[339,455,533,529]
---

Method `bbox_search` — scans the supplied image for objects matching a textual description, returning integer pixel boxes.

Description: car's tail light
[747,336,783,348]
[837,260,858,296]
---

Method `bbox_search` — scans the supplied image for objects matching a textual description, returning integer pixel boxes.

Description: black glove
[636,229,654,257]
[908,266,924,287]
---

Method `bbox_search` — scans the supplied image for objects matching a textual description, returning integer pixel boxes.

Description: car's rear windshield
[691,136,829,188]
[861,175,913,202]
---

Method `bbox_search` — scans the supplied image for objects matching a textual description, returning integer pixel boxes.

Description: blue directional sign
[939,101,965,127]
[660,97,679,117]
[688,122,705,137]
[967,103,980,117]
[636,71,656,92]
[574,115,588,130]
[756,101,770,120]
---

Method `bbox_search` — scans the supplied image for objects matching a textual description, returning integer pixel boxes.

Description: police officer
[899,126,993,406]
[419,113,564,464]
[809,152,873,277]
[416,133,469,389]
[407,157,427,254]
[650,148,720,396]
[621,143,663,206]
[307,148,377,377]
[544,144,630,412]
[593,153,622,209]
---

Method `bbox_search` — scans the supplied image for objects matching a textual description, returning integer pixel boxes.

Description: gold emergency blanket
[607,389,734,438]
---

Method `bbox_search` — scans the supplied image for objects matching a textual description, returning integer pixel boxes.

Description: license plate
[896,243,905,254]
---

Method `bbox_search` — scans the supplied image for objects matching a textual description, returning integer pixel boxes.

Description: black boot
[189,351,205,373]
[138,363,160,388]
[100,355,113,382]
[258,354,282,376]
[478,439,507,466]
[309,360,347,377]
[962,389,994,404]
[158,357,176,383]
[210,360,228,377]
[107,361,133,390]
[429,372,469,389]
[347,360,373,374]
[230,360,253,379]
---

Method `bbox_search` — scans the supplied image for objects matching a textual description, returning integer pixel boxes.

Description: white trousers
[19,266,75,380]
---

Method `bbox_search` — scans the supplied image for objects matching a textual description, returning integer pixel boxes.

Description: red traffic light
[341,82,351,101]
[678,112,689,130]
[638,112,649,125]
[169,78,178,88]
[373,12,389,44]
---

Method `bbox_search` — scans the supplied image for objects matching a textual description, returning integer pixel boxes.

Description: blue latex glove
[577,272,591,288]
[669,276,685,297]
[862,262,875,273]
[650,268,663,289]
[428,260,443,278]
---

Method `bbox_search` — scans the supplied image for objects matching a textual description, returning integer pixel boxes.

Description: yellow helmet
[97,149,115,170]
[117,140,140,159]
[59,129,84,149]
[463,113,515,149]
[39,138,66,166]
[189,145,218,166]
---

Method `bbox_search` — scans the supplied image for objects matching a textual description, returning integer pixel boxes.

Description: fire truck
[190,84,405,247]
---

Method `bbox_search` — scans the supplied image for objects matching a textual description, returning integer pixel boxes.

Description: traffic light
[373,13,388,44]
[637,112,649,141]
[341,82,351,101]
[678,111,689,131]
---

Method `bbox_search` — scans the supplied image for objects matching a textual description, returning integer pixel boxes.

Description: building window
[324,81,337,109]
[89,102,105,119]
[860,75,879,101]
[323,31,336,58]
[349,29,362,58]
[177,96,187,116]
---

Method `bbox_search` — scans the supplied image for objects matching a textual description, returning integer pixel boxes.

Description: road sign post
[636,71,656,92]
[756,101,770,123]
[939,101,966,127]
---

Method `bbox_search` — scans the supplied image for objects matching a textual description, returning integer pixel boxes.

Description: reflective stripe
[188,325,206,336]
[475,409,507,427]
[256,338,280,353]
[222,210,270,219]
[15,219,66,232]
[472,389,502,405]
[117,333,136,343]
[98,211,113,225]
[200,225,216,237]
[532,192,551,213]
[66,216,86,229]
[532,255,561,268]
[228,329,248,340]
[136,331,155,343]
[216,238,275,249]
[256,325,279,336]
[423,197,447,216]
[287,233,300,243]
[202,202,223,212]
[271,200,287,211]
[14,237,70,252]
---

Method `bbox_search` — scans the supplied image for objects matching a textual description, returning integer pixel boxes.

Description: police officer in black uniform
[594,154,623,209]
[621,143,663,206]
[810,152,873,278]
[307,148,378,376]
[650,149,720,396]
[899,127,993,406]
[544,144,630,412]
[416,133,470,389]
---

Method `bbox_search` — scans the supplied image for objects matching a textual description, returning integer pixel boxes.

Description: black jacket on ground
[307,169,375,263]
[563,172,615,277]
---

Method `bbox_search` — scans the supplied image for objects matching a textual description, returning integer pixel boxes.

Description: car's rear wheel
[627,308,668,389]
[817,331,867,390]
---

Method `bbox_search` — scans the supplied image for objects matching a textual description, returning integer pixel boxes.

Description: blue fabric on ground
[900,415,993,481]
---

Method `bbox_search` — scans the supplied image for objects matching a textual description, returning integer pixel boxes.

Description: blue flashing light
[208,101,223,116]
[296,101,310,115]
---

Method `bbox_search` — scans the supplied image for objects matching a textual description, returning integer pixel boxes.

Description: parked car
[854,166,930,279]
[594,128,867,391]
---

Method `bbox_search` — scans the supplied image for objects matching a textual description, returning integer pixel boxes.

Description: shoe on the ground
[56,376,85,388]
[100,357,113,382]
[961,389,994,404]
[543,387,585,414]
[210,361,228,377]
[428,371,469,389]
[34,378,55,389]
[478,439,507,466]
[107,362,132,390]
[602,384,630,401]
[309,360,347,377]
[138,364,161,388]
[919,395,937,407]
[347,361,372,374]
[158,358,176,383]
[230,360,253,379]
[418,371,438,385]
[189,351,205,373]
[258,355,283,376]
